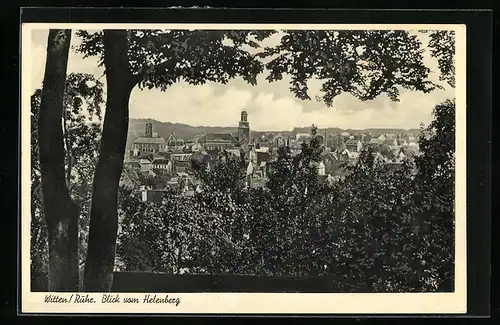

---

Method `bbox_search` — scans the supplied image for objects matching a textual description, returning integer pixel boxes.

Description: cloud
[29,28,455,131]
[129,83,254,127]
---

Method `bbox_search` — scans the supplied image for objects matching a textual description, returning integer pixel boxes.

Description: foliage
[191,150,247,204]
[116,101,455,291]
[30,73,104,290]
[75,30,277,89]
[71,27,456,292]
[116,187,253,275]
[258,30,440,106]
[415,99,455,186]
[413,99,456,290]
[427,30,456,88]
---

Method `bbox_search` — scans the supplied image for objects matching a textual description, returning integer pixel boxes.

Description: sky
[29,29,455,131]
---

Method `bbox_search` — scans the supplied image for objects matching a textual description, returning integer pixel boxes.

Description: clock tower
[238,110,250,145]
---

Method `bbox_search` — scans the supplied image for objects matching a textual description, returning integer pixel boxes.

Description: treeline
[115,100,455,293]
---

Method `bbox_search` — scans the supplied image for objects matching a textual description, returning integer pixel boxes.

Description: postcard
[21,22,466,314]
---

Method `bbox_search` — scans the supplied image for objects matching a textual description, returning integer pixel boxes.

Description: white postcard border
[20,23,467,314]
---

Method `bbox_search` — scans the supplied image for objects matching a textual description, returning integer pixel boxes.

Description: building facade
[133,122,167,155]
[237,110,250,145]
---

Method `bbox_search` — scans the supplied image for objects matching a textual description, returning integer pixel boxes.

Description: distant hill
[127,118,421,148]
[292,126,421,137]
[127,118,238,148]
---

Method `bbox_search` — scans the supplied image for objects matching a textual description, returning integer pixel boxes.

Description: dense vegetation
[31,86,455,293]
[33,29,455,291]
[114,100,455,292]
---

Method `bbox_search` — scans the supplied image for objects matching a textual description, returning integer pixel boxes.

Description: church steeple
[238,110,250,145]
[145,122,153,137]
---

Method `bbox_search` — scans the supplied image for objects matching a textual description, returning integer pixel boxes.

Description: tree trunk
[38,29,80,292]
[83,30,135,292]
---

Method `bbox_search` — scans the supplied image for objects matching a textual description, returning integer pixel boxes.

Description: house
[224,148,242,159]
[372,152,387,165]
[406,142,419,153]
[198,133,239,150]
[274,134,290,147]
[322,151,342,175]
[173,160,191,174]
[345,139,363,152]
[318,161,326,176]
[397,139,408,147]
[407,140,419,148]
[258,161,267,177]
[295,133,311,143]
[377,134,386,141]
[263,132,277,143]
[133,136,167,156]
[141,189,168,203]
[170,153,193,162]
[249,145,270,165]
[386,161,403,172]
[176,171,190,179]
[152,158,172,172]
[332,134,347,152]
[190,141,204,152]
[246,161,254,176]
[124,159,141,170]
[256,151,270,166]
[165,133,185,151]
[395,150,406,162]
[139,156,153,172]
[132,122,167,156]
[367,138,381,150]
[385,133,397,140]
[382,139,398,149]
[139,153,169,172]
[346,150,359,164]
[406,134,417,142]
[166,177,180,188]
[338,149,350,162]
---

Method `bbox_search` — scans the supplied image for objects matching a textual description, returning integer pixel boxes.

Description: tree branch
[132,59,173,88]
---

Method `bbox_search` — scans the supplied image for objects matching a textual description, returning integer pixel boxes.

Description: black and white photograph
[21,22,466,314]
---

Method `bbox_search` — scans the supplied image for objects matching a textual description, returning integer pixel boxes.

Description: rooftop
[345,139,359,145]
[382,139,397,145]
[198,133,239,143]
[133,136,166,144]
[152,158,170,164]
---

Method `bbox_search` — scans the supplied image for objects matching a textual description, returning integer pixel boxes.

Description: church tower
[238,110,250,145]
[145,122,153,138]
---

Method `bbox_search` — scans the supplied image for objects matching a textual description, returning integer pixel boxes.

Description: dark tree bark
[83,30,136,291]
[38,29,80,291]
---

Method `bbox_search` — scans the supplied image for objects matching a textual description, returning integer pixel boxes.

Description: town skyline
[128,116,423,134]
[31,29,455,131]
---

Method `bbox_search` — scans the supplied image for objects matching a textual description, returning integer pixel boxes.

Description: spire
[241,110,248,122]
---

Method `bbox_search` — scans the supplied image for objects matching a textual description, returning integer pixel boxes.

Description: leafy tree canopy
[258,30,442,106]
[75,29,455,107]
[75,30,277,90]
[423,30,456,88]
